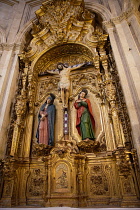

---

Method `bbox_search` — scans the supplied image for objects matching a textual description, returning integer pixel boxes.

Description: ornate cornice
[0,0,18,6]
[0,43,23,51]
[103,7,140,29]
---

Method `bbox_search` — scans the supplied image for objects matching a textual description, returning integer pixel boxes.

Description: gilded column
[98,37,116,150]
[77,156,86,207]
[10,59,28,157]
[10,94,26,156]
[105,79,124,148]
[21,65,37,158]
[97,73,116,151]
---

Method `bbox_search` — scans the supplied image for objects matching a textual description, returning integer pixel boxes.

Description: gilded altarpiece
[0,0,140,208]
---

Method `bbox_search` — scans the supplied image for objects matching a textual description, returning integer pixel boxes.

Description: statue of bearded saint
[36,94,56,146]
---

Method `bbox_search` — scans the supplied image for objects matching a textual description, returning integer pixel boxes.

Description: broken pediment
[25,0,108,61]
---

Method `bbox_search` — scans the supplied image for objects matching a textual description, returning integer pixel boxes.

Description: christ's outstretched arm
[69,61,93,71]
[46,69,59,74]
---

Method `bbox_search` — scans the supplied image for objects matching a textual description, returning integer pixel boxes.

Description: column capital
[0,43,23,52]
[103,7,139,30]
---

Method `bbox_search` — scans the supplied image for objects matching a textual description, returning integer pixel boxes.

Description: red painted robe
[74,98,95,136]
[39,109,49,144]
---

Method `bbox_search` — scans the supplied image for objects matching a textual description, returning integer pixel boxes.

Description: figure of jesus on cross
[46,62,93,108]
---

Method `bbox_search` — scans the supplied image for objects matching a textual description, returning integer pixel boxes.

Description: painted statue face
[57,64,63,70]
[47,98,51,104]
[80,91,86,98]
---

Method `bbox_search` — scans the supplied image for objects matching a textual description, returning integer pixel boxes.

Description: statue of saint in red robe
[74,89,95,140]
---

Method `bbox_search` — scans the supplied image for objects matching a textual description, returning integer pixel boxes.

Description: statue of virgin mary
[36,93,56,146]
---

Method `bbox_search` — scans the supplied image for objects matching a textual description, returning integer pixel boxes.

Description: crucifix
[39,62,93,139]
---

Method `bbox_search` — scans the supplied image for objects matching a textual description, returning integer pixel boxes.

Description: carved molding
[103,7,140,29]
[0,43,22,51]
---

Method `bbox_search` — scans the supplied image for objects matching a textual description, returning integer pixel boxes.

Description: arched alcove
[33,43,94,73]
